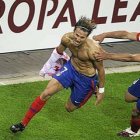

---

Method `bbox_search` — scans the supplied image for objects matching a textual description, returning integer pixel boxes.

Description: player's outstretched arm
[105,53,140,62]
[93,31,139,42]
[95,50,140,62]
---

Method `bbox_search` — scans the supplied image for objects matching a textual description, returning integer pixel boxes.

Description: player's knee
[124,96,131,102]
[65,104,74,112]
[40,91,52,101]
[124,92,136,103]
[124,97,130,103]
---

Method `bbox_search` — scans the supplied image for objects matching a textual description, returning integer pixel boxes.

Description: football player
[94,30,140,137]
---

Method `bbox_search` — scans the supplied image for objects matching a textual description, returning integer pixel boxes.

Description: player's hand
[94,49,108,61]
[93,34,105,43]
[95,92,105,106]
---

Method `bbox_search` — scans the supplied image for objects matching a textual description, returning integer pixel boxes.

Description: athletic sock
[21,96,46,126]
[130,118,140,133]
[130,108,140,133]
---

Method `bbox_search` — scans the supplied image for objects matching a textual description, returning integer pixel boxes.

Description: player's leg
[117,79,140,137]
[10,78,63,133]
[117,104,140,137]
[125,91,138,103]
[126,79,140,134]
[10,61,72,133]
[65,98,79,112]
[65,76,98,112]
[65,88,93,112]
[130,105,140,133]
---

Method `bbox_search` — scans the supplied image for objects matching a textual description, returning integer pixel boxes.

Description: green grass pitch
[0,71,139,140]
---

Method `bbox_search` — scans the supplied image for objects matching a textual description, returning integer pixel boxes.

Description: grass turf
[0,71,139,140]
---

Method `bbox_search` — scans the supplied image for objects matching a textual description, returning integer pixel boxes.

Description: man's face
[73,27,88,46]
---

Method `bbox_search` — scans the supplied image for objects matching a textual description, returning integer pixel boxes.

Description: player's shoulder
[61,32,73,45]
[62,32,73,39]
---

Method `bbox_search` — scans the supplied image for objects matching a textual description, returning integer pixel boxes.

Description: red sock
[131,118,140,133]
[21,96,46,126]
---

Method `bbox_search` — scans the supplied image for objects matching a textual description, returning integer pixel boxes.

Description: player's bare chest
[69,46,89,60]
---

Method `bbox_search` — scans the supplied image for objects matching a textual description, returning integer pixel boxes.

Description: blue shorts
[53,61,98,107]
[128,78,140,98]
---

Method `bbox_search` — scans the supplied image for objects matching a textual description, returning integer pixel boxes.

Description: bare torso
[62,32,101,76]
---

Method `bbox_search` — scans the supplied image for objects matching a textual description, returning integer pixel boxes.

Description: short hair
[74,16,96,36]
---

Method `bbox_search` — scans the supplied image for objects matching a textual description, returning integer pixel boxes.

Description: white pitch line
[0,82,6,85]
